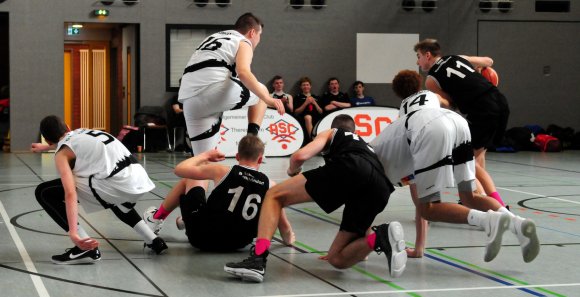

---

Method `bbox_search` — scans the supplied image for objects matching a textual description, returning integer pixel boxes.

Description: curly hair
[392,70,422,99]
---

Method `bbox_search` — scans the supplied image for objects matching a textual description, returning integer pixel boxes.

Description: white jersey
[372,93,475,199]
[56,129,155,195]
[398,90,441,118]
[179,30,252,101]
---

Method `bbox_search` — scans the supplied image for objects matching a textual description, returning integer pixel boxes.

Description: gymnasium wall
[1,0,579,151]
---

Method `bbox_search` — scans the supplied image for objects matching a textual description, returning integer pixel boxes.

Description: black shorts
[468,88,510,149]
[302,155,391,236]
[179,189,254,252]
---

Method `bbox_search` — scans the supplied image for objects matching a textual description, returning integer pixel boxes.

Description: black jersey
[205,164,269,239]
[428,55,494,114]
[322,128,394,193]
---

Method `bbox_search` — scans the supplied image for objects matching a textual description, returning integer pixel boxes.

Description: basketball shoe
[143,206,164,234]
[145,237,168,255]
[510,216,540,262]
[51,246,101,265]
[224,247,268,283]
[372,221,407,278]
[483,210,510,262]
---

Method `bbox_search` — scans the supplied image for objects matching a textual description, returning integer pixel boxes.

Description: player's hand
[272,98,285,115]
[31,143,50,153]
[71,234,99,251]
[405,247,424,258]
[205,149,226,162]
[287,166,302,177]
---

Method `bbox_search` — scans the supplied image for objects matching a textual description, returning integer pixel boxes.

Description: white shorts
[181,78,260,155]
[407,110,475,200]
[75,176,146,213]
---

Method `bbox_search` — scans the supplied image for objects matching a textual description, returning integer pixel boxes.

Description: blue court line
[538,225,580,238]
[290,206,553,297]
[424,254,545,296]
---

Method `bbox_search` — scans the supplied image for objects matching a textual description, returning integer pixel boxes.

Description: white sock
[467,209,487,228]
[497,206,515,217]
[77,225,89,239]
[134,220,156,244]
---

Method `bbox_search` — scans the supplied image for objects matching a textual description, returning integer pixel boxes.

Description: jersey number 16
[227,186,261,221]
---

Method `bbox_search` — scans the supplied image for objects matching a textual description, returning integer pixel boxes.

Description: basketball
[481,67,499,86]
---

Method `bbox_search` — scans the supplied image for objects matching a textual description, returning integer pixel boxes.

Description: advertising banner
[217,109,304,157]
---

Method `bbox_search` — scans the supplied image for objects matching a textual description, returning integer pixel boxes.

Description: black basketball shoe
[51,246,101,265]
[372,221,407,278]
[224,247,268,283]
[145,237,168,255]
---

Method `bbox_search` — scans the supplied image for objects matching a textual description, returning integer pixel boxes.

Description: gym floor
[1,150,579,297]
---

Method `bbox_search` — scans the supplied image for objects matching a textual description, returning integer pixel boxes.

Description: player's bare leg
[475,148,506,207]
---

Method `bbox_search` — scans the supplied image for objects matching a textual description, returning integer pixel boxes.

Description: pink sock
[366,233,377,250]
[255,238,271,256]
[489,192,506,207]
[153,204,171,220]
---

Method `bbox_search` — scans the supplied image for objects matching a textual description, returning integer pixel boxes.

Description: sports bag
[533,134,562,152]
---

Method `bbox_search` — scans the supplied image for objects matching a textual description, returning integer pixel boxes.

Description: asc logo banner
[217,109,304,157]
[314,106,399,143]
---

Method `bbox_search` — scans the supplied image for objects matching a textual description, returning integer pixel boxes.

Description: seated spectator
[270,75,293,114]
[322,77,351,113]
[293,77,323,141]
[350,81,376,107]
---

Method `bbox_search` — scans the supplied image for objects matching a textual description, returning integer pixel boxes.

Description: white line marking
[0,201,50,297]
[499,187,580,205]
[249,283,580,297]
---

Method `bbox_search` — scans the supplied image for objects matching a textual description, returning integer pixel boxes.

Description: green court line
[300,207,563,296]
[302,208,342,223]
[426,249,564,297]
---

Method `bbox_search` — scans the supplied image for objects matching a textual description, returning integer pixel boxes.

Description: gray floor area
[1,150,579,297]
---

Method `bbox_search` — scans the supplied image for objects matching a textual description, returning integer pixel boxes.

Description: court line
[250,282,580,297]
[500,187,580,205]
[0,201,50,297]
[295,207,559,296]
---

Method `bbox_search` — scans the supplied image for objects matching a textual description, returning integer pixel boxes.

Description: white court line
[250,283,580,297]
[0,201,50,297]
[499,187,580,205]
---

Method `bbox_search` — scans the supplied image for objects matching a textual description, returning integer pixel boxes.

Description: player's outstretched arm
[31,143,56,152]
[287,129,333,176]
[56,147,99,250]
[460,55,494,68]
[406,183,428,258]
[236,42,285,115]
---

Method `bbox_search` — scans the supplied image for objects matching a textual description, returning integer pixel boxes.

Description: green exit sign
[93,9,110,17]
[67,27,80,35]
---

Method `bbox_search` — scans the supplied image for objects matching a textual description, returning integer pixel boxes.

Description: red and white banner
[217,109,304,157]
[314,106,400,143]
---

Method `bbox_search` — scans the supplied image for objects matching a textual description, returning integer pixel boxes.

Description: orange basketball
[481,67,499,86]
